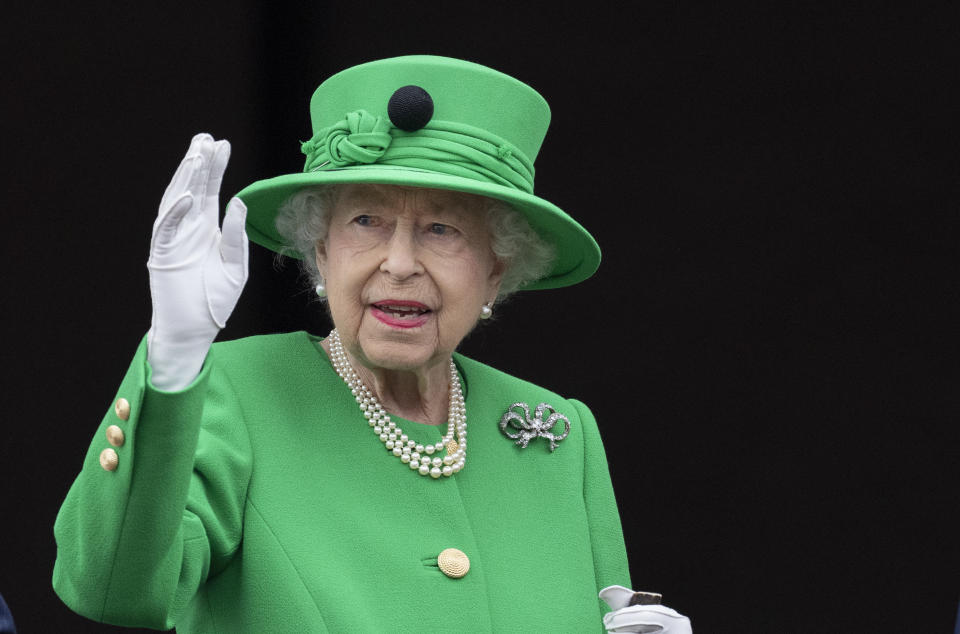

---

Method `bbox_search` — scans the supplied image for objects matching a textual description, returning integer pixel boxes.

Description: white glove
[146,133,249,390]
[600,585,692,634]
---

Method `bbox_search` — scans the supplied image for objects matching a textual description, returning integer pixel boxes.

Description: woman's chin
[361,347,436,373]
[354,329,442,372]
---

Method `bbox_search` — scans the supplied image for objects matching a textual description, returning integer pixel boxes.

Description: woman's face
[316,184,504,373]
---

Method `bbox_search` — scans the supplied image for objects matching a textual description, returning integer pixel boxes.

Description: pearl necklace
[327,329,467,478]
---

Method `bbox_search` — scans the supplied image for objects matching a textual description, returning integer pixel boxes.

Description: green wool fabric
[53,332,630,632]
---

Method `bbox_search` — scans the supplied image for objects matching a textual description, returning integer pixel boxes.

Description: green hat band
[300,110,536,194]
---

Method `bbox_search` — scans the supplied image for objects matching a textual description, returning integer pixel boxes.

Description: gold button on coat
[99,448,119,471]
[106,425,125,447]
[115,398,131,421]
[437,548,470,578]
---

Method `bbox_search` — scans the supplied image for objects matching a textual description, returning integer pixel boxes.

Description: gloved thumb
[220,197,249,282]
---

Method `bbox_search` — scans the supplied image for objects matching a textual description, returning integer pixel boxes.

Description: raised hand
[146,133,249,390]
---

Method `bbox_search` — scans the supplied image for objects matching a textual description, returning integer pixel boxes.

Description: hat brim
[234,165,600,291]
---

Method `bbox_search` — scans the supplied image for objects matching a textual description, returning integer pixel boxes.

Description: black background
[2,3,957,633]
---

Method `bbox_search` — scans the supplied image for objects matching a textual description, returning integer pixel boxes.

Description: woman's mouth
[370,301,431,329]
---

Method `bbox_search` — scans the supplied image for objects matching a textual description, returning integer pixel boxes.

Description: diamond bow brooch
[499,402,571,452]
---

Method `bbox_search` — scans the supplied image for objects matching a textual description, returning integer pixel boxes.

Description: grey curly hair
[274,185,556,302]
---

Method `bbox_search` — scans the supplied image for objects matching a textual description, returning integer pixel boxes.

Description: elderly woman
[52,56,692,633]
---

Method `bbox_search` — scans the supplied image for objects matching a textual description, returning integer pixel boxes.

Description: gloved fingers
[149,192,194,259]
[607,626,661,634]
[604,605,691,634]
[220,197,249,285]
[204,139,231,216]
[184,135,217,224]
[599,585,636,611]
[159,134,210,213]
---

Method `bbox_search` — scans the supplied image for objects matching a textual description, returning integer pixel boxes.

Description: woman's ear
[486,258,506,300]
[314,241,328,278]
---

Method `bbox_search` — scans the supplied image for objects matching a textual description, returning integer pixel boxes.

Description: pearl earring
[479,303,493,320]
[315,280,327,298]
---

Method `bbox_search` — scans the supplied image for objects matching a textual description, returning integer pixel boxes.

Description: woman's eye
[429,223,449,235]
[353,214,373,226]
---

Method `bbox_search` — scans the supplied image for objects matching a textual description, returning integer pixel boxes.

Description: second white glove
[146,133,249,391]
[600,585,693,634]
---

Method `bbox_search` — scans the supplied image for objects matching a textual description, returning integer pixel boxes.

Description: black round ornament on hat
[387,85,434,131]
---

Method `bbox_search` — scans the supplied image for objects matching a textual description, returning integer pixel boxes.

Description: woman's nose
[379,227,424,279]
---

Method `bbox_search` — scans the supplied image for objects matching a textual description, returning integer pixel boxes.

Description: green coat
[53,332,630,632]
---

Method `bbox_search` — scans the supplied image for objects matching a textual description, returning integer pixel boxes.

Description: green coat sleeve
[571,398,632,619]
[52,337,252,630]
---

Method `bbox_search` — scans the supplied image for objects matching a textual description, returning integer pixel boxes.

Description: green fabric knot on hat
[302,110,393,171]
[302,115,536,194]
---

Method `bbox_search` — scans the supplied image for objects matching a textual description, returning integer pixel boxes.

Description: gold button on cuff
[99,448,119,471]
[106,425,125,447]
[115,398,131,421]
[437,548,470,579]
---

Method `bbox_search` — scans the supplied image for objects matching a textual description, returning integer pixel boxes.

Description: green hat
[235,55,601,290]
